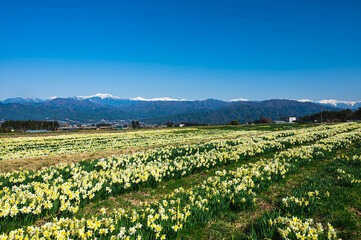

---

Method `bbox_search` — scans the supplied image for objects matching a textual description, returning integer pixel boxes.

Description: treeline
[1,120,59,131]
[300,108,361,122]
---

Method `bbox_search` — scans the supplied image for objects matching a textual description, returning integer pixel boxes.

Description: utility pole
[321,111,323,123]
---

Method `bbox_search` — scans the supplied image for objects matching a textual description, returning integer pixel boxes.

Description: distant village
[0,116,311,133]
[1,107,360,133]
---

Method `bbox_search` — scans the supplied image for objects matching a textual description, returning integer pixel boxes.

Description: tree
[355,108,361,120]
[131,121,140,129]
[261,117,272,124]
[299,108,361,122]
[1,120,59,130]
[167,122,175,127]
[230,120,240,125]
[0,127,11,133]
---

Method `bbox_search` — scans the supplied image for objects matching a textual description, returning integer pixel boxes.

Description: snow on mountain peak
[229,98,249,102]
[317,99,357,106]
[77,93,120,100]
[297,99,313,102]
[1,97,44,103]
[129,97,186,101]
[47,96,58,100]
[297,99,360,108]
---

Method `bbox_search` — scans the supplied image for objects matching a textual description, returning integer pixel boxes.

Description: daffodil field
[243,128,361,239]
[0,122,360,239]
[0,128,263,160]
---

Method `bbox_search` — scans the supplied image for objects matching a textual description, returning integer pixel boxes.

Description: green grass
[240,144,361,240]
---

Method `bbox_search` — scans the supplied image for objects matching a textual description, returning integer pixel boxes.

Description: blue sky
[0,0,360,101]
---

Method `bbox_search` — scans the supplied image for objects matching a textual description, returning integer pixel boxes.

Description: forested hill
[143,99,339,124]
[0,98,339,124]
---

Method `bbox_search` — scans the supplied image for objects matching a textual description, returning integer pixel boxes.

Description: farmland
[0,122,360,239]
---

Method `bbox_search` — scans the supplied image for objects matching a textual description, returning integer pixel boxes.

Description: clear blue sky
[0,0,360,101]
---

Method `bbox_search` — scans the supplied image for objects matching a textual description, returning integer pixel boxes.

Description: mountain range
[0,93,358,124]
[297,99,361,110]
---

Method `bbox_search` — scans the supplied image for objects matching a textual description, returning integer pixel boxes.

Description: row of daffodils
[0,123,359,238]
[335,153,361,185]
[250,140,361,239]
[1,124,360,239]
[270,190,338,240]
[0,127,262,160]
[269,216,338,240]
[0,123,356,232]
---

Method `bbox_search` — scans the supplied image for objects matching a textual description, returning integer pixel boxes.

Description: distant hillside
[0,97,339,124]
[0,99,130,123]
[117,99,232,118]
[144,100,339,124]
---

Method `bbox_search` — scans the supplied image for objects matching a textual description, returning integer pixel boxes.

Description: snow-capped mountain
[47,96,58,101]
[0,95,346,124]
[1,93,193,106]
[73,93,189,102]
[129,97,188,101]
[229,98,249,102]
[1,97,44,104]
[297,99,361,109]
[70,93,133,106]
[1,96,58,104]
[75,93,121,100]
[297,99,313,103]
[1,94,360,110]
[72,94,191,105]
[317,99,357,107]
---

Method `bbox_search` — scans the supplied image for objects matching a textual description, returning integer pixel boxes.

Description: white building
[280,116,297,123]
